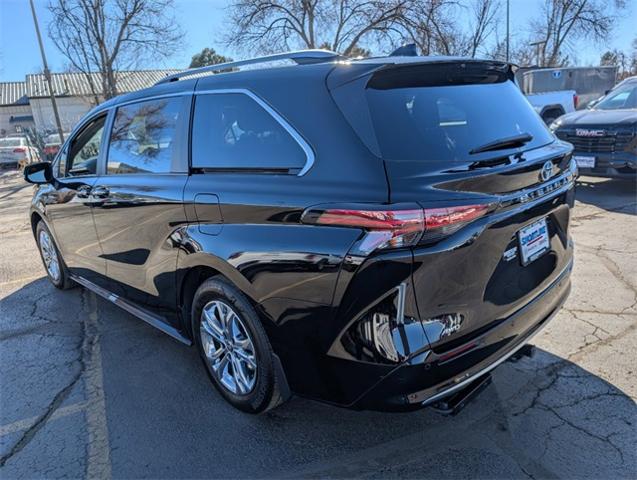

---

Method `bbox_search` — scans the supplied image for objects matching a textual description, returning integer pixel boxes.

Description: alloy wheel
[39,229,61,282]
[200,300,258,395]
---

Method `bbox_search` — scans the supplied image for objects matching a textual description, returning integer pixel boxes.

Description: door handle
[92,186,110,199]
[76,185,92,199]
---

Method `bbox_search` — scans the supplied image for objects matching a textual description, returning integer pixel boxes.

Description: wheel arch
[540,104,566,123]
[30,210,43,235]
[178,265,223,339]
[176,254,260,340]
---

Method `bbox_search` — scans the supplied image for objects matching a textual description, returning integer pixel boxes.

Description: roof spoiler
[155,49,343,85]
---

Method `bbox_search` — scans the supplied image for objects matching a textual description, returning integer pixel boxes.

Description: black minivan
[25,50,576,413]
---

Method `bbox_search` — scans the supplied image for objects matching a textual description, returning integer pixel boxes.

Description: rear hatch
[328,59,575,351]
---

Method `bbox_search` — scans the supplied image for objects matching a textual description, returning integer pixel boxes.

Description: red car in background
[43,133,69,161]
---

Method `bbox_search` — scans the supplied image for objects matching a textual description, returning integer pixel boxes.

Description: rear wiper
[469,132,533,155]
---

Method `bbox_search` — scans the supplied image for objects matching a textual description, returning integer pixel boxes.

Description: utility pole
[29,0,64,143]
[505,0,510,62]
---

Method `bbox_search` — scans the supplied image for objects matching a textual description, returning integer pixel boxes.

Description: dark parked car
[24,50,576,414]
[551,77,637,178]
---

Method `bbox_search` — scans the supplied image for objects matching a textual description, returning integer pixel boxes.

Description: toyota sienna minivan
[24,50,576,414]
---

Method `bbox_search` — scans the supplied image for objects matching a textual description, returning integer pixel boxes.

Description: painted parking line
[84,290,112,479]
[0,291,112,479]
[0,402,88,437]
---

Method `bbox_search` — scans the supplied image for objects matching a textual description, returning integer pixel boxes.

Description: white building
[0,82,34,135]
[0,69,178,137]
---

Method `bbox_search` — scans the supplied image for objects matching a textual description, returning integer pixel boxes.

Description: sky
[0,0,635,82]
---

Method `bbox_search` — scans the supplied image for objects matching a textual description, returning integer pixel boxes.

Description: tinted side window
[107,97,182,174]
[191,93,306,170]
[66,115,106,177]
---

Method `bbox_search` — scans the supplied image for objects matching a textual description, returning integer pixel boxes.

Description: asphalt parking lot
[0,169,635,479]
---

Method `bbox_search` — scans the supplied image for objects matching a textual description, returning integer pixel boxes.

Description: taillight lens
[424,205,488,229]
[315,208,424,249]
[305,204,488,253]
[573,94,579,109]
[421,204,489,243]
[13,147,26,153]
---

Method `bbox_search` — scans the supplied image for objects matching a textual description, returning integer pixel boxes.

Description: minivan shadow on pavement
[1,278,635,479]
[575,176,636,216]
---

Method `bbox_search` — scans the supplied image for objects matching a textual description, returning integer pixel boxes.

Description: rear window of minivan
[366,64,553,162]
[333,62,554,163]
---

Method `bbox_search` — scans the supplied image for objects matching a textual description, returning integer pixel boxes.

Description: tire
[192,276,283,413]
[35,221,74,290]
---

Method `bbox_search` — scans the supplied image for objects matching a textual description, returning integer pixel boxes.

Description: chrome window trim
[195,88,315,176]
[113,91,190,109]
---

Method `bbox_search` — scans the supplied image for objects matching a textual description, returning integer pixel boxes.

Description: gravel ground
[0,169,635,479]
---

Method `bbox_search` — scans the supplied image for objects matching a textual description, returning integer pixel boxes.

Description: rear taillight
[304,204,488,253]
[422,204,489,243]
[424,205,488,229]
[13,147,26,153]
[313,208,424,250]
[573,94,579,109]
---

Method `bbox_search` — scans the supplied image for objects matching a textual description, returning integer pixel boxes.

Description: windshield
[596,83,637,110]
[366,73,553,162]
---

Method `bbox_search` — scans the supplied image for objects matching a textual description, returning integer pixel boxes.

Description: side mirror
[24,162,53,185]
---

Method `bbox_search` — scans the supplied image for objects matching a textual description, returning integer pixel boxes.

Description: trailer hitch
[429,373,492,416]
[506,343,536,363]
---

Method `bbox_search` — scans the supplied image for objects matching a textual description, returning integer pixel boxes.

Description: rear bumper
[575,151,637,178]
[350,260,572,411]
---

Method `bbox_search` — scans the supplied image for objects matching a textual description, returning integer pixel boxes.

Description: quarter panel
[176,220,360,306]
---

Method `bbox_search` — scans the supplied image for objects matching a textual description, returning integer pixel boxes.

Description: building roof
[25,69,180,98]
[0,82,29,106]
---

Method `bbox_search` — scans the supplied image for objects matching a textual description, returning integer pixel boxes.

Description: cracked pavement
[0,169,635,479]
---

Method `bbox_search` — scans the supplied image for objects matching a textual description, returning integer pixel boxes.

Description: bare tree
[48,0,184,100]
[601,47,636,80]
[400,0,500,58]
[464,0,499,58]
[509,41,537,67]
[225,0,410,56]
[528,0,625,67]
[400,0,457,56]
[629,36,637,76]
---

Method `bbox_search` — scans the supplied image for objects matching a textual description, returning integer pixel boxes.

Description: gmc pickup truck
[526,90,578,124]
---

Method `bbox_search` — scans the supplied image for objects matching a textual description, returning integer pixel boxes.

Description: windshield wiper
[469,132,533,155]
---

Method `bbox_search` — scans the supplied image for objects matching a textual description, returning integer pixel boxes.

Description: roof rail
[155,49,343,85]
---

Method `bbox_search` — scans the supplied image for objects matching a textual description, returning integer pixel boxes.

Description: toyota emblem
[540,161,554,182]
